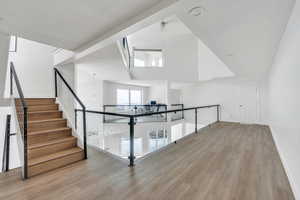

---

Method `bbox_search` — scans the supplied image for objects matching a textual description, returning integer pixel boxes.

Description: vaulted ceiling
[0,0,176,50]
[0,0,296,81]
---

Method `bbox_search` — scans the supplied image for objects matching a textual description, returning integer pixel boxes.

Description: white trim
[269,126,298,200]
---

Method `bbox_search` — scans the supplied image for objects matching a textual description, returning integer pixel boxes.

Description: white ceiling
[128,15,193,49]
[77,43,130,80]
[81,0,295,81]
[0,0,176,50]
[175,0,295,80]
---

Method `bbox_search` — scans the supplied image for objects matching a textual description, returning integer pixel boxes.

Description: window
[130,90,142,105]
[133,49,163,67]
[117,89,130,105]
[117,88,142,105]
[9,36,18,52]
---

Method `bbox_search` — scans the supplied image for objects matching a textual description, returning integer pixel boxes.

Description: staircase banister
[54,67,85,110]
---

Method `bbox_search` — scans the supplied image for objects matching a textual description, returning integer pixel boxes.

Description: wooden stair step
[28,118,67,132]
[25,98,56,106]
[28,137,77,159]
[28,127,72,145]
[27,104,59,112]
[29,136,76,149]
[27,110,63,121]
[28,147,84,177]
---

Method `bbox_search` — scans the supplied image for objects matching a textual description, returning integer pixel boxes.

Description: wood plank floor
[0,122,295,200]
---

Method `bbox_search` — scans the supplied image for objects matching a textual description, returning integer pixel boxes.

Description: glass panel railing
[170,104,184,121]
[76,104,220,166]
[103,105,167,123]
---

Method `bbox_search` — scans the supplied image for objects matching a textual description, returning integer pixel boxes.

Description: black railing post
[195,108,198,134]
[217,105,220,122]
[128,116,135,167]
[10,67,13,95]
[83,108,87,159]
[5,115,11,172]
[23,106,28,179]
[75,109,77,130]
[54,70,58,97]
[2,115,11,172]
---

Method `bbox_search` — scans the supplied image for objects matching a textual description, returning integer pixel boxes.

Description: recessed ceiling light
[188,6,206,16]
[226,54,234,57]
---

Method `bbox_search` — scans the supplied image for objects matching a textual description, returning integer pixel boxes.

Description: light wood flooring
[0,122,295,200]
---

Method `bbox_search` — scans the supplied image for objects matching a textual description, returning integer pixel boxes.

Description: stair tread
[27,110,61,114]
[28,127,71,135]
[29,136,76,149]
[29,147,83,166]
[29,118,65,123]
[25,98,56,100]
[26,103,58,107]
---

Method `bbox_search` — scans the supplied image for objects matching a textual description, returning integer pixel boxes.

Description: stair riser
[28,120,67,132]
[28,130,72,145]
[28,112,62,121]
[28,151,84,177]
[28,139,77,159]
[16,99,56,106]
[27,105,59,112]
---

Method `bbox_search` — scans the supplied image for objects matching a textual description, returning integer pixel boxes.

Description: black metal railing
[2,115,11,172]
[75,104,220,166]
[10,62,28,179]
[54,68,87,159]
[102,104,168,123]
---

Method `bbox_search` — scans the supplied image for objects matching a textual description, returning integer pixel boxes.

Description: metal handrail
[2,115,11,172]
[54,68,87,159]
[10,62,28,179]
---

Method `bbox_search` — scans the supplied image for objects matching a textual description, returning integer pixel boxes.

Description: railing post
[23,107,28,179]
[82,108,87,159]
[3,115,11,172]
[54,70,58,97]
[10,66,13,96]
[195,108,198,134]
[128,116,135,167]
[217,105,220,122]
[75,109,77,130]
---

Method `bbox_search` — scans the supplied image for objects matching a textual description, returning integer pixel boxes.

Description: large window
[133,49,163,67]
[117,88,142,105]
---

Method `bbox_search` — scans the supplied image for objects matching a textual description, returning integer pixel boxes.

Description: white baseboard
[269,126,299,200]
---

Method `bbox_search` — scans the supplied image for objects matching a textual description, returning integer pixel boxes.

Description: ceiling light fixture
[188,6,206,16]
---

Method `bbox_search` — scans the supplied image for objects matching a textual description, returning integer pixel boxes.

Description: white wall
[147,81,168,104]
[197,40,234,81]
[56,63,76,128]
[264,1,300,198]
[76,67,103,110]
[182,78,262,124]
[103,81,149,105]
[168,89,182,105]
[131,34,199,81]
[0,33,10,98]
[5,38,56,98]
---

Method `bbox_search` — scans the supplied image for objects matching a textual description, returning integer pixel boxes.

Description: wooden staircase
[20,98,84,177]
